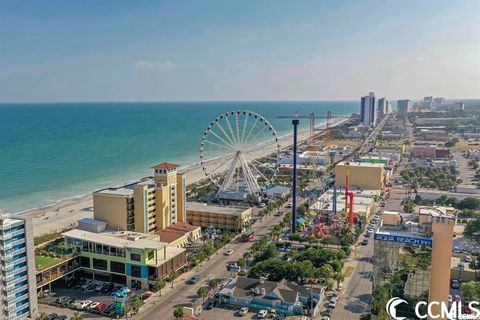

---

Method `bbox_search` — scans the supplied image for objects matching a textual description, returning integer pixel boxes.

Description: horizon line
[1,97,478,104]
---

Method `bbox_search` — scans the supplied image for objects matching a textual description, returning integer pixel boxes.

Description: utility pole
[292,119,299,233]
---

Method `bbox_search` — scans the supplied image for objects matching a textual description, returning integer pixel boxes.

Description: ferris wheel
[200,110,281,198]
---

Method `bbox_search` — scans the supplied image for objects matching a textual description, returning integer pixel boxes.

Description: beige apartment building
[186,202,252,231]
[93,162,186,234]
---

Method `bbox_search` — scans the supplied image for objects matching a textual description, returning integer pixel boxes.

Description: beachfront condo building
[360,92,377,127]
[93,162,186,234]
[371,209,455,319]
[0,214,38,320]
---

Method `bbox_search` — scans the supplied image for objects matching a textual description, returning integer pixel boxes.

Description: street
[137,208,290,320]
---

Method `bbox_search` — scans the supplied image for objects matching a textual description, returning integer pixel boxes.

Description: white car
[95,283,103,291]
[328,300,337,308]
[238,307,249,316]
[464,255,472,262]
[257,310,268,318]
[224,249,234,256]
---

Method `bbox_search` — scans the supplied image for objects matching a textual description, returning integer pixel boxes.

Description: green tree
[317,264,335,282]
[464,218,480,243]
[237,257,247,267]
[458,198,480,210]
[173,307,185,319]
[197,286,210,303]
[209,278,221,288]
[461,282,480,301]
[130,296,144,313]
[152,279,166,295]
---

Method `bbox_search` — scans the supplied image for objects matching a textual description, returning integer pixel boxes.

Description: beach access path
[22,117,349,238]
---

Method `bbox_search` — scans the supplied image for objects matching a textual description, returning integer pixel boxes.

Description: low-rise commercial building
[186,202,252,231]
[310,188,379,218]
[63,223,186,291]
[0,214,38,320]
[218,276,324,317]
[155,222,202,248]
[411,145,450,158]
[335,162,385,189]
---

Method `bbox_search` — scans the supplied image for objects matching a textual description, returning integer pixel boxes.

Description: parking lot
[200,302,311,319]
[38,278,136,318]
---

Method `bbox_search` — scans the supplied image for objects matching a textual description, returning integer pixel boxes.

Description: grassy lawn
[35,255,64,271]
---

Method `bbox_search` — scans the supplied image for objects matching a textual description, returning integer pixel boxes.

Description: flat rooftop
[336,161,384,168]
[95,177,155,196]
[186,202,249,216]
[63,229,166,250]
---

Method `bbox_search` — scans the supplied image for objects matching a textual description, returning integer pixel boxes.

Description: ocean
[0,101,357,213]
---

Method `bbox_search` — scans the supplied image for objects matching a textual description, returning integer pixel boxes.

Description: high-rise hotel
[0,214,38,320]
[360,92,377,127]
[371,207,455,319]
[93,162,186,234]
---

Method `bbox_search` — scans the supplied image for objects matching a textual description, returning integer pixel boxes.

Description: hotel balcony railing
[4,265,27,275]
[12,293,28,304]
[1,230,25,240]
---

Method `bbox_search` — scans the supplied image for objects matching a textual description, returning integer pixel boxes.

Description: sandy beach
[22,117,348,238]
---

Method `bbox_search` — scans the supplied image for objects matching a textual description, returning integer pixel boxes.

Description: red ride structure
[344,163,355,225]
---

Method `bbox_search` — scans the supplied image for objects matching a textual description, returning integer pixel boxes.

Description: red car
[96,303,108,312]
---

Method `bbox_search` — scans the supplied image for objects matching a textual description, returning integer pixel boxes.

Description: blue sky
[1,0,479,102]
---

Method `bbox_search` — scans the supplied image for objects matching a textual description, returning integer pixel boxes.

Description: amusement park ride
[199,109,356,239]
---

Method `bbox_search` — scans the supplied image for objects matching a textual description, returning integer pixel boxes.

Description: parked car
[56,316,67,320]
[238,307,249,316]
[453,246,461,253]
[102,282,115,293]
[86,283,97,293]
[257,310,268,318]
[464,255,472,263]
[47,313,58,320]
[328,299,337,308]
[188,275,200,284]
[224,249,234,256]
[95,282,104,292]
[205,300,215,310]
[361,239,369,246]
[451,279,460,289]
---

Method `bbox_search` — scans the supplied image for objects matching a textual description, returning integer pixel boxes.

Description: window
[130,265,141,278]
[92,258,107,271]
[130,252,141,262]
[147,251,154,260]
[95,244,102,253]
[110,261,125,274]
[80,256,90,268]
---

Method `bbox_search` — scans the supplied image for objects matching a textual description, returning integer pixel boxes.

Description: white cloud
[134,60,177,70]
